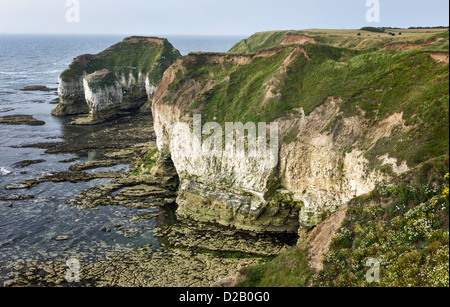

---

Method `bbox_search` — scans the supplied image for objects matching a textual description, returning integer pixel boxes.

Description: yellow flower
[443,188,449,198]
[444,173,449,179]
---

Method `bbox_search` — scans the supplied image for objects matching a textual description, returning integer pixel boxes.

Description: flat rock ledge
[20,85,56,92]
[68,160,119,172]
[4,171,123,190]
[154,219,293,257]
[2,248,260,287]
[13,160,46,168]
[0,115,45,126]
[1,172,289,287]
[70,175,178,209]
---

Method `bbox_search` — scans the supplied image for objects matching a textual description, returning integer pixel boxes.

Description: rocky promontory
[6,28,448,287]
[51,36,181,124]
[152,30,449,237]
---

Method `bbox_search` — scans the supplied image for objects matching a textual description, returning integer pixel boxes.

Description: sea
[0,34,245,283]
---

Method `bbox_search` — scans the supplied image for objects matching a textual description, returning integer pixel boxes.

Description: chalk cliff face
[153,34,449,235]
[52,36,181,123]
[153,90,393,232]
[82,69,123,119]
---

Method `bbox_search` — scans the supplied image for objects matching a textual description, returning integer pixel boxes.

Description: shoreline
[1,112,286,287]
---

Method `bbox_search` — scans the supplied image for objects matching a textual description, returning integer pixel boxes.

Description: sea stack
[51,36,181,124]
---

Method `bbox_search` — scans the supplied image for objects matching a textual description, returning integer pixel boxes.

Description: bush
[314,158,449,287]
[360,27,385,33]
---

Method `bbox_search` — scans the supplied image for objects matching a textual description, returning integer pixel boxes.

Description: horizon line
[0,26,448,37]
[0,32,252,37]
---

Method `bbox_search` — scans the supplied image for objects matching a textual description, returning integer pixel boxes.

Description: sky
[0,0,448,36]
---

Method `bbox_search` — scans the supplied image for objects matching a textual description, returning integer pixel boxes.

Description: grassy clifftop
[53,36,181,120]
[60,36,181,86]
[164,36,448,168]
[157,29,449,286]
[229,28,449,53]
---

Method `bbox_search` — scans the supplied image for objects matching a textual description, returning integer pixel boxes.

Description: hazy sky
[0,0,448,36]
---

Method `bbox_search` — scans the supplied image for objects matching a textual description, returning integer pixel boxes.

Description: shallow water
[0,34,245,283]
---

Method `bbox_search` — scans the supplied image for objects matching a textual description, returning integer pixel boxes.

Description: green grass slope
[186,29,450,287]
[60,36,181,87]
[167,40,448,168]
[229,28,449,53]
[315,157,449,287]
[238,157,449,287]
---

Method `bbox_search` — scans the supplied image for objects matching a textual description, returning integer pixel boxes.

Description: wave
[0,167,12,176]
[0,71,28,75]
[41,70,61,74]
[0,70,60,75]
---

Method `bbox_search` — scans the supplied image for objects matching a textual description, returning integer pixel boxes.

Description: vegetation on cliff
[315,157,449,287]
[163,29,448,172]
[238,156,449,287]
[153,28,449,287]
[53,36,181,120]
[60,36,181,87]
[229,28,449,53]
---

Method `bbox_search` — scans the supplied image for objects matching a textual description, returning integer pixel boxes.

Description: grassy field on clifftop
[229,28,449,53]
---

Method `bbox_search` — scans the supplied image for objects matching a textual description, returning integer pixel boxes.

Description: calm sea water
[0,34,245,282]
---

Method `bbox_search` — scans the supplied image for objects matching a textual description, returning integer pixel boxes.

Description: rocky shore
[1,112,281,287]
[0,115,45,126]
[20,85,57,92]
[3,247,261,287]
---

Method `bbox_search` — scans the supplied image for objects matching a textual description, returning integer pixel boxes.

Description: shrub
[313,158,449,287]
[360,27,385,33]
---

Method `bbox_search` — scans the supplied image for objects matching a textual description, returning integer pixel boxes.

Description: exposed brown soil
[303,204,348,270]
[74,54,97,66]
[152,58,184,107]
[86,69,111,79]
[254,49,280,58]
[263,46,307,100]
[106,37,164,51]
[123,36,164,45]
[184,48,285,67]
[428,52,449,64]
[145,38,164,45]
[281,34,316,45]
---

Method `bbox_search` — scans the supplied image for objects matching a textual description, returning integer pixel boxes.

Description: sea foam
[0,166,12,175]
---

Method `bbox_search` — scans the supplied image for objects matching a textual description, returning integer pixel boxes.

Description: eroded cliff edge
[152,33,449,237]
[52,36,181,124]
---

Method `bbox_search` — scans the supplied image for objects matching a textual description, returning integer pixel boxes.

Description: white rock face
[56,70,158,120]
[145,79,158,99]
[83,78,123,116]
[153,101,299,232]
[116,71,148,93]
[53,36,181,119]
[153,94,412,232]
[278,101,410,228]
[275,99,387,228]
[76,70,157,120]
[151,52,413,233]
[169,120,281,229]
[58,74,84,101]
[52,74,90,116]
